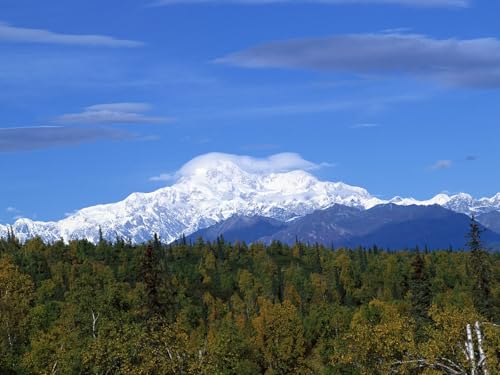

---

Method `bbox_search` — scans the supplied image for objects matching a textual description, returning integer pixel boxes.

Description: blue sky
[1,0,500,223]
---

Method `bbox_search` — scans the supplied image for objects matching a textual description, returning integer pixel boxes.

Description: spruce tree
[467,216,493,319]
[143,236,177,322]
[409,251,432,340]
[141,244,162,318]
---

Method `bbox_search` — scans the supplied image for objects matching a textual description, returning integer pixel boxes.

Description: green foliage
[0,235,498,374]
[0,257,34,373]
[467,216,495,320]
[409,251,432,340]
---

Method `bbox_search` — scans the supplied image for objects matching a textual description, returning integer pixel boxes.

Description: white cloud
[150,152,334,183]
[56,103,174,125]
[217,32,500,88]
[86,103,152,112]
[431,160,453,170]
[181,152,325,175]
[150,173,177,182]
[6,207,22,220]
[64,210,79,217]
[153,0,467,7]
[0,22,143,47]
[318,161,337,168]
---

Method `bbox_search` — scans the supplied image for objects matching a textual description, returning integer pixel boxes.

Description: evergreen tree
[98,226,104,244]
[467,215,493,319]
[141,244,162,318]
[409,251,432,340]
[152,233,162,259]
[0,234,498,373]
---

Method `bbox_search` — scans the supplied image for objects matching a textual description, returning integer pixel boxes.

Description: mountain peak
[1,153,373,243]
[2,152,500,244]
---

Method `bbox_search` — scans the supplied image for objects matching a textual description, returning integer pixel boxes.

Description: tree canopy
[0,234,498,374]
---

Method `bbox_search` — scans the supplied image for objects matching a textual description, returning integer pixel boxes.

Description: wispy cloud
[209,94,420,118]
[5,207,22,220]
[153,0,468,8]
[318,161,337,168]
[0,126,134,152]
[217,32,500,88]
[0,22,143,47]
[149,173,177,182]
[86,103,152,112]
[431,159,453,170]
[56,103,174,125]
[430,156,478,169]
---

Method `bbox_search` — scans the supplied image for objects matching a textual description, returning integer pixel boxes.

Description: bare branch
[392,359,466,375]
[481,322,500,328]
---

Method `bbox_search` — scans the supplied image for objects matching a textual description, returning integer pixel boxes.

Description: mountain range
[1,153,500,248]
[188,205,500,250]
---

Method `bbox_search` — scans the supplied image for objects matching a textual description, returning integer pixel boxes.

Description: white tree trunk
[466,323,477,375]
[474,321,489,375]
[392,321,497,375]
[91,310,99,339]
[51,359,58,374]
[6,320,13,348]
[166,347,173,361]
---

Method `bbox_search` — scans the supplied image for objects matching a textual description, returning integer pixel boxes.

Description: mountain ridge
[260,204,500,249]
[1,153,500,244]
[189,204,500,250]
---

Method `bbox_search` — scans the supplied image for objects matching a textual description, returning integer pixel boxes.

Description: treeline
[0,231,499,374]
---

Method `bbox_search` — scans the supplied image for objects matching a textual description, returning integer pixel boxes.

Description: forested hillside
[0,231,499,374]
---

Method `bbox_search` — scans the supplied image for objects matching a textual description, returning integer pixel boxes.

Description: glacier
[1,153,499,244]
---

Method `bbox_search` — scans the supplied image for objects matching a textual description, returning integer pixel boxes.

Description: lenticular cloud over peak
[2,151,500,244]
[176,152,325,179]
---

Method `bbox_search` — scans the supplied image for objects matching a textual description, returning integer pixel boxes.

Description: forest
[0,222,499,374]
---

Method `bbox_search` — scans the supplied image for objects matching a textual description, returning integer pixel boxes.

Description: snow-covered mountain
[387,192,500,216]
[1,153,499,243]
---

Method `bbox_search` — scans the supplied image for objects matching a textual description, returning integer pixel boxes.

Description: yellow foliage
[252,299,308,374]
[332,299,415,374]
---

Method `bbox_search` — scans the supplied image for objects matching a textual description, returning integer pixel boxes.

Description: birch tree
[392,305,499,375]
[332,299,415,374]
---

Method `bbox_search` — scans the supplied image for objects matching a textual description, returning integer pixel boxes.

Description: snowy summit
[1,153,499,244]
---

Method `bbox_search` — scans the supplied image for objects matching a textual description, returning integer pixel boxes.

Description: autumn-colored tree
[253,299,309,374]
[333,299,415,374]
[0,236,497,374]
[0,257,34,373]
[204,315,260,374]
